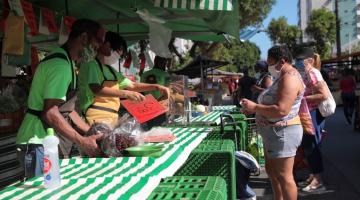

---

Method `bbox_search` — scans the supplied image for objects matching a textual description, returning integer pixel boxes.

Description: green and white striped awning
[154,0,234,11]
[0,127,212,200]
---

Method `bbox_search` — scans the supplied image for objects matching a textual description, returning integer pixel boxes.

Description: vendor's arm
[241,73,303,118]
[42,100,102,157]
[90,84,145,101]
[126,82,170,99]
[68,111,90,133]
[42,63,102,157]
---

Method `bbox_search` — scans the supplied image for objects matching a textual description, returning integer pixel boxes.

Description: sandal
[302,183,325,192]
[297,177,313,187]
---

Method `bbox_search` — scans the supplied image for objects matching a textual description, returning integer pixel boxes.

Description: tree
[306,8,336,59]
[212,40,261,72]
[184,0,275,60]
[267,16,301,53]
[238,0,277,29]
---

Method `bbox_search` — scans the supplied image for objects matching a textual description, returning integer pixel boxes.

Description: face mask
[80,44,97,63]
[104,50,121,65]
[294,59,305,71]
[254,72,261,79]
[268,62,281,79]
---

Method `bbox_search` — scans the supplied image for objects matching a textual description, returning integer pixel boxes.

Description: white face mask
[268,62,281,79]
[254,72,261,79]
[104,50,121,65]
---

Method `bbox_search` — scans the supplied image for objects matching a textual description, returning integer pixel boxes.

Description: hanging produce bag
[299,98,315,135]
[4,12,24,55]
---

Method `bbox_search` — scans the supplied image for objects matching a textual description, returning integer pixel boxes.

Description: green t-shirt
[16,48,75,144]
[78,59,132,113]
[141,68,170,99]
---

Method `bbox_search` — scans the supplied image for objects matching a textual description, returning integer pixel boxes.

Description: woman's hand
[157,85,170,100]
[124,91,146,102]
[240,108,255,115]
[240,98,257,113]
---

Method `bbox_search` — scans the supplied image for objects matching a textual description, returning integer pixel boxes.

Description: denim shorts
[259,125,303,159]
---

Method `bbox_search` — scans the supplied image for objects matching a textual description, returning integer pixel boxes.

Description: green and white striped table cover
[0,127,212,200]
[211,105,237,111]
[174,111,225,125]
[191,111,224,124]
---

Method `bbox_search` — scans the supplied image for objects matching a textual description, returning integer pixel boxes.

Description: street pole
[335,0,341,57]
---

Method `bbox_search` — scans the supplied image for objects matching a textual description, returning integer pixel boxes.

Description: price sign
[121,94,167,124]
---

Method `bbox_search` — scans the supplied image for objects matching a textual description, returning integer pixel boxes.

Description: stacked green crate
[175,140,236,200]
[149,176,227,200]
[147,190,223,200]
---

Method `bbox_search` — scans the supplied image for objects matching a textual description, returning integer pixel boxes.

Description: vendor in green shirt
[141,56,171,99]
[79,31,170,127]
[16,19,106,180]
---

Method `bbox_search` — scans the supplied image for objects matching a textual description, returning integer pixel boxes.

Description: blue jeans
[301,109,325,174]
[17,144,44,181]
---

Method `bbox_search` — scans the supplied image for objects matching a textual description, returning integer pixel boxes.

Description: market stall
[0,0,248,199]
[0,127,212,200]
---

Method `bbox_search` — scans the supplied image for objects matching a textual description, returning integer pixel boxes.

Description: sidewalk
[250,107,360,200]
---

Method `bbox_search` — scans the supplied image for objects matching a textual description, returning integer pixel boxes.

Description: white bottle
[43,128,61,189]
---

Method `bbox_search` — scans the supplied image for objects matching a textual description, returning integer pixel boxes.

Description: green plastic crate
[155,176,227,199]
[147,190,223,200]
[206,126,246,151]
[175,140,236,200]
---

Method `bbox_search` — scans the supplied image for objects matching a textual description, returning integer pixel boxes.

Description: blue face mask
[294,59,305,70]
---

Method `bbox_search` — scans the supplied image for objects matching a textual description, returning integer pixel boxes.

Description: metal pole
[117,12,120,33]
[65,0,69,15]
[335,0,341,57]
[200,58,204,93]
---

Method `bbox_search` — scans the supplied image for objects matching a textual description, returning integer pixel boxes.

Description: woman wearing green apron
[79,32,169,128]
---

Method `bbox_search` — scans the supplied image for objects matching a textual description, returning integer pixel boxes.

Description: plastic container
[43,128,61,189]
[125,144,163,157]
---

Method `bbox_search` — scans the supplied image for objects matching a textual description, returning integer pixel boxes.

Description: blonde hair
[313,53,321,70]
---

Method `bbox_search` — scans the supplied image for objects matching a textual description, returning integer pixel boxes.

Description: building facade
[298,0,360,54]
[298,0,334,42]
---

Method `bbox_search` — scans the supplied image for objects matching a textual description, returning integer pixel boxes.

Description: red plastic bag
[299,98,315,135]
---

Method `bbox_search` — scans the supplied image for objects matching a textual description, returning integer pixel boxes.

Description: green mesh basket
[175,140,236,200]
[147,190,224,200]
[155,176,227,199]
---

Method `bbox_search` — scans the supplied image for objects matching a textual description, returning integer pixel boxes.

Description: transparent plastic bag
[101,116,142,157]
[141,127,175,143]
[85,118,141,157]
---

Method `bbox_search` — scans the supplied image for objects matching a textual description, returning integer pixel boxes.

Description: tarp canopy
[12,0,240,47]
[170,56,230,78]
[208,69,242,76]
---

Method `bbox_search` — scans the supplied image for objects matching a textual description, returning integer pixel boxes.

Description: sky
[249,0,298,60]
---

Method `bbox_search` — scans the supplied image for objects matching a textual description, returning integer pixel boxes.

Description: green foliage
[305,8,336,59]
[213,40,261,72]
[267,16,301,53]
[238,0,277,29]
